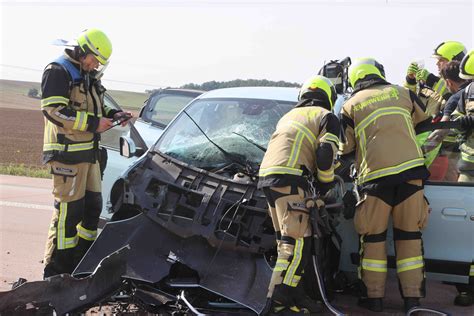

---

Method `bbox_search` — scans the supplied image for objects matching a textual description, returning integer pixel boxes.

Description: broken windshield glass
[155,98,294,171]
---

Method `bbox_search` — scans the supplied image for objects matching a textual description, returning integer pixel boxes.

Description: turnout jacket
[258,102,340,189]
[340,80,431,185]
[41,52,120,164]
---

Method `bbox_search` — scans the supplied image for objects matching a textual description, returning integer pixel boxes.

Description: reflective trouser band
[73,111,88,131]
[288,274,301,287]
[274,258,290,272]
[76,223,97,241]
[283,238,303,287]
[57,202,78,249]
[361,258,388,272]
[43,141,95,152]
[397,256,424,273]
[461,152,474,163]
[470,265,474,277]
[259,166,303,177]
[41,96,69,107]
[317,167,334,182]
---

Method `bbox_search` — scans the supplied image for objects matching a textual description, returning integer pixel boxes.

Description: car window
[101,94,131,150]
[156,98,295,171]
[427,140,474,184]
[142,94,196,127]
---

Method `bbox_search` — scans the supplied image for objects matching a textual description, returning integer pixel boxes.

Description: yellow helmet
[459,49,474,80]
[432,41,466,62]
[76,28,112,65]
[298,75,337,110]
[348,58,385,88]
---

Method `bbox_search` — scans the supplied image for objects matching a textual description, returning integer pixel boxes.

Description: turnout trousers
[43,160,102,278]
[263,184,313,299]
[354,179,430,298]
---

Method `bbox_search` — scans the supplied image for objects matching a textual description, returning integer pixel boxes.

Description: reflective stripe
[355,107,411,134]
[76,223,97,241]
[57,202,67,249]
[397,256,424,273]
[320,132,340,145]
[43,141,94,152]
[287,130,304,168]
[461,152,474,163]
[362,258,388,272]
[289,274,301,287]
[274,259,289,272]
[84,33,107,62]
[73,112,88,131]
[63,235,79,249]
[470,264,474,277]
[283,238,303,286]
[317,168,334,182]
[259,166,303,177]
[434,79,447,96]
[358,157,425,184]
[41,96,69,107]
[289,121,317,145]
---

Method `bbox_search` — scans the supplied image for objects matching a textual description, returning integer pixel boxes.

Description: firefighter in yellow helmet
[258,75,340,314]
[405,41,466,102]
[340,58,432,313]
[450,49,474,306]
[41,28,132,278]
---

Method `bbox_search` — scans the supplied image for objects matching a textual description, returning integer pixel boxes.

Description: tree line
[179,79,301,91]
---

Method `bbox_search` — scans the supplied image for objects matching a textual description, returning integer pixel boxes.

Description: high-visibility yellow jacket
[340,82,431,185]
[258,102,340,189]
[41,53,119,164]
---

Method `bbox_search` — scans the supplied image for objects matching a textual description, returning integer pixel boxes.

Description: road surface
[0,175,472,315]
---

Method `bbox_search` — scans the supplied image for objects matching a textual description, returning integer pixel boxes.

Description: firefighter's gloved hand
[407,62,419,78]
[459,115,474,129]
[416,68,430,82]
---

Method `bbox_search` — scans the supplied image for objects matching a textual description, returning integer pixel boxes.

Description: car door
[338,150,474,284]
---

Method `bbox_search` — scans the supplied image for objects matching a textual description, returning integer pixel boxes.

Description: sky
[0,0,473,92]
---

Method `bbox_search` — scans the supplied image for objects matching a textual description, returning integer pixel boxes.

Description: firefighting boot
[357,297,383,312]
[454,292,474,306]
[265,284,308,315]
[292,283,323,313]
[404,297,420,312]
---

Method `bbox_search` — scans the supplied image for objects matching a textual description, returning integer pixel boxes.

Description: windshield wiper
[182,110,248,168]
[232,132,266,152]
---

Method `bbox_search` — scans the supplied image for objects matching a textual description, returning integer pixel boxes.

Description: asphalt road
[0,175,473,315]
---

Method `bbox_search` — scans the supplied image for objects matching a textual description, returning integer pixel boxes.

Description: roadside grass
[0,163,51,179]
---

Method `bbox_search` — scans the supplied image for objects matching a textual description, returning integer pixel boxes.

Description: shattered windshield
[155,98,295,171]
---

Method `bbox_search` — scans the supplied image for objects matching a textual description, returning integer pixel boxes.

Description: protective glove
[407,62,419,78]
[459,115,474,130]
[416,68,430,82]
[113,111,133,126]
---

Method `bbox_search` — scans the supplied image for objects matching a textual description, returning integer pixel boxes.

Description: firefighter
[405,41,466,101]
[41,28,132,278]
[451,49,474,306]
[340,58,433,313]
[258,75,340,314]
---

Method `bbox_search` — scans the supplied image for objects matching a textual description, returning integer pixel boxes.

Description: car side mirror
[120,136,145,158]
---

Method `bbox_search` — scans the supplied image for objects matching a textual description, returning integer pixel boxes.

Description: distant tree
[180,79,301,91]
[27,88,39,98]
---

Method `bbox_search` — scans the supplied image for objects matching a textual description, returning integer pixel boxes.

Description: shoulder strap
[53,55,83,84]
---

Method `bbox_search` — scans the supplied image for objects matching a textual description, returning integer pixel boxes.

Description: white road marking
[0,200,52,211]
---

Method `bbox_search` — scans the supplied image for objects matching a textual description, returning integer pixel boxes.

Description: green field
[0,79,149,111]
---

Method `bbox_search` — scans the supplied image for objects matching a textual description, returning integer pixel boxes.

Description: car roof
[196,87,299,102]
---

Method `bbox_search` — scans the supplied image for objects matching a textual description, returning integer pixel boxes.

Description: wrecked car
[1,82,473,315]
